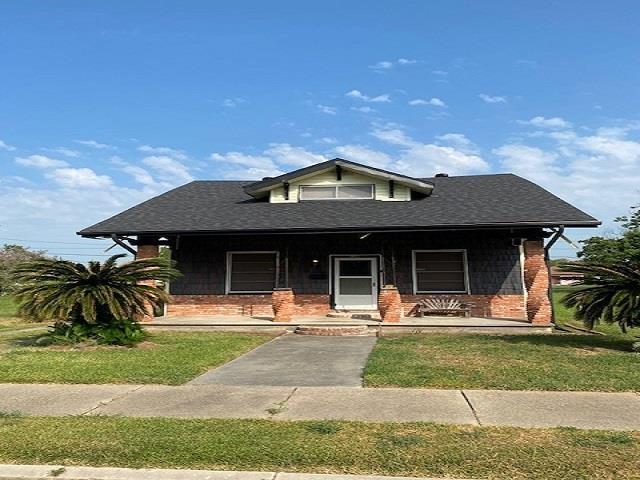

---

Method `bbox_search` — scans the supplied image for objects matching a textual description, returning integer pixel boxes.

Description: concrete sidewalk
[1,383,639,430]
[188,335,377,387]
[0,464,459,480]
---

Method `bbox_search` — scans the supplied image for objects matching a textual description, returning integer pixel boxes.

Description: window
[299,184,374,200]
[226,252,278,293]
[412,250,468,293]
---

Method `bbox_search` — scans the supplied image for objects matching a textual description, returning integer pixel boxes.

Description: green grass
[365,333,640,391]
[0,295,46,333]
[0,332,272,384]
[552,286,638,338]
[364,287,640,391]
[0,416,638,480]
[0,295,17,318]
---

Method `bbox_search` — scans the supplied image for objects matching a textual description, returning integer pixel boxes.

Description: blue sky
[1,1,639,260]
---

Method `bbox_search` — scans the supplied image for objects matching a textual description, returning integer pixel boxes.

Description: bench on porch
[416,297,474,318]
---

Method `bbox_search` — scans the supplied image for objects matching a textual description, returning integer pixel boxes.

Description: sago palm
[559,262,640,332]
[13,253,180,325]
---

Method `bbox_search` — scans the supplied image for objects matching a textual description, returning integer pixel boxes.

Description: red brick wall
[166,294,331,317]
[523,240,552,325]
[401,294,526,320]
[167,292,525,320]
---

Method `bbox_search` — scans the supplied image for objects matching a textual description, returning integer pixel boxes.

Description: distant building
[550,266,584,286]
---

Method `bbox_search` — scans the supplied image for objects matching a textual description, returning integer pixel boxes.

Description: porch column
[523,240,552,325]
[136,244,160,322]
[272,288,295,322]
[379,285,402,323]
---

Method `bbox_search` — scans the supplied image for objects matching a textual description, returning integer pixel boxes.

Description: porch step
[295,325,373,336]
[326,310,381,320]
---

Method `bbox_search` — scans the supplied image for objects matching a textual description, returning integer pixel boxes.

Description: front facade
[79,159,599,325]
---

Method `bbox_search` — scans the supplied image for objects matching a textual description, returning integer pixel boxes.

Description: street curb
[0,464,467,480]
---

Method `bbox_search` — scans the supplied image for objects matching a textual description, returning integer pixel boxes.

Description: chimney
[435,173,449,177]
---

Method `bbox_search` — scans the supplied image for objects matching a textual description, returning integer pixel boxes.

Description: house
[550,266,585,286]
[78,158,599,325]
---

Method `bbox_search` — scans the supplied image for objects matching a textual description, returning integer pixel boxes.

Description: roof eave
[76,220,601,238]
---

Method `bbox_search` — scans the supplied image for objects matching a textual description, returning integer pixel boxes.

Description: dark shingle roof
[78,173,599,236]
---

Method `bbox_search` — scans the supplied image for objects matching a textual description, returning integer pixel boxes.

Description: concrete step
[326,310,381,320]
[294,325,374,336]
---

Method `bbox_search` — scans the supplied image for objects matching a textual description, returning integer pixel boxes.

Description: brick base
[167,293,525,320]
[401,294,526,320]
[166,294,331,317]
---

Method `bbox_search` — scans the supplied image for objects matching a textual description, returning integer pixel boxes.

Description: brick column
[272,288,295,322]
[136,244,160,322]
[378,285,402,323]
[523,240,552,325]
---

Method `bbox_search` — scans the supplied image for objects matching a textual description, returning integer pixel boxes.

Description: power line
[0,237,107,245]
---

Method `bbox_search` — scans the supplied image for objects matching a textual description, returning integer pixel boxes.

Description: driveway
[188,334,377,387]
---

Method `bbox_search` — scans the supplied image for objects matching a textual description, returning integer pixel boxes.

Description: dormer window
[299,184,374,201]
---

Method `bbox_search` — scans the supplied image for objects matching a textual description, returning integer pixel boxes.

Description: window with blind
[226,252,278,293]
[412,250,468,293]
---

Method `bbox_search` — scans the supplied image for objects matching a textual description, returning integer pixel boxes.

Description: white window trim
[225,251,280,294]
[411,249,470,295]
[299,184,375,201]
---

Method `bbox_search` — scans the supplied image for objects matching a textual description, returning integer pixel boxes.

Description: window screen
[228,252,277,292]
[414,251,467,292]
[299,184,374,200]
[337,184,374,199]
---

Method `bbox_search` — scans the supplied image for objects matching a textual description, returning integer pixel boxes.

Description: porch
[146,315,553,334]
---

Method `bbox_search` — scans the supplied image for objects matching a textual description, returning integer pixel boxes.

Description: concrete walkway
[0,464,459,480]
[1,383,639,430]
[188,335,378,387]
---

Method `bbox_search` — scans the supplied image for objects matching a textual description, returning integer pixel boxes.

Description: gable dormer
[243,158,434,203]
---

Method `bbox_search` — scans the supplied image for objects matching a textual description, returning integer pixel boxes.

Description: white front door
[334,257,378,310]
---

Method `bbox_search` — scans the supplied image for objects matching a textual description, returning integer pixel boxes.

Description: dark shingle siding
[78,173,599,235]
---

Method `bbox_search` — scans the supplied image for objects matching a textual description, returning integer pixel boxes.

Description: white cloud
[264,143,327,167]
[436,133,479,154]
[44,147,81,158]
[369,61,394,71]
[142,156,193,183]
[317,104,337,115]
[478,94,507,104]
[137,145,188,160]
[351,106,376,113]
[318,137,338,144]
[74,139,112,149]
[222,97,246,108]
[15,155,69,169]
[46,167,112,189]
[493,122,640,227]
[121,165,156,186]
[334,145,392,168]
[210,152,283,180]
[369,58,418,71]
[372,126,489,175]
[432,70,448,76]
[0,139,16,151]
[519,116,572,129]
[345,90,391,103]
[408,98,446,107]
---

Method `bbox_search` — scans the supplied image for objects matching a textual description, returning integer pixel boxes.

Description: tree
[578,204,640,265]
[560,262,640,332]
[12,254,180,345]
[0,244,48,294]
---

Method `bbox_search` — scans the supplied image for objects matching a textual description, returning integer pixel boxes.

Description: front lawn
[553,286,638,338]
[0,332,272,384]
[0,296,46,333]
[364,333,640,391]
[0,416,637,480]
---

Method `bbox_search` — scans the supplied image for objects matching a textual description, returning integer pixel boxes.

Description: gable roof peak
[243,158,434,198]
